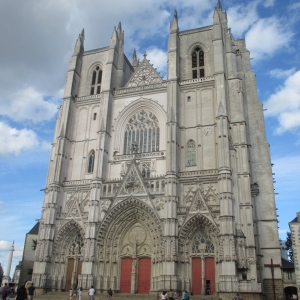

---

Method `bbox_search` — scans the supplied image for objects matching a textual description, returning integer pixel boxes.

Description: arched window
[90,66,102,95]
[187,140,196,166]
[88,150,95,173]
[191,47,205,79]
[192,229,214,254]
[123,110,160,154]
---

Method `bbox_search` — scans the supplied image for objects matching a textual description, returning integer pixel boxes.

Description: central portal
[120,257,151,294]
[192,257,215,295]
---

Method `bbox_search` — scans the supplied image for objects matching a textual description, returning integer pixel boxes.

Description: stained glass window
[123,110,159,154]
[191,47,205,79]
[90,66,102,95]
[88,150,95,173]
[192,229,214,254]
[187,140,196,166]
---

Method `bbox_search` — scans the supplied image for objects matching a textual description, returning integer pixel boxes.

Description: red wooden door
[205,258,215,294]
[120,258,133,293]
[137,258,151,294]
[65,258,74,291]
[192,258,202,294]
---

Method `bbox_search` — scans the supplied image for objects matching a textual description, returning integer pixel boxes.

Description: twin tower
[32,2,282,299]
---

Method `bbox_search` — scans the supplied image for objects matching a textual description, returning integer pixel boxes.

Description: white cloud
[245,17,293,60]
[227,2,259,37]
[0,241,11,251]
[0,122,39,155]
[262,0,275,7]
[269,68,296,79]
[264,70,300,133]
[0,87,59,123]
[145,47,168,78]
[288,2,300,10]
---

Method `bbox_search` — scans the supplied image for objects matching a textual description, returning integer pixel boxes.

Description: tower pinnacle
[170,9,179,33]
[217,0,222,10]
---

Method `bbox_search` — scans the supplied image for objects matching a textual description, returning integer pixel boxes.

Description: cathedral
[32,1,283,299]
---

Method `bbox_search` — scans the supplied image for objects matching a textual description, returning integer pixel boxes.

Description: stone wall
[263,279,284,300]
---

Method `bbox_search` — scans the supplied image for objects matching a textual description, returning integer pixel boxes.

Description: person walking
[77,287,83,300]
[181,290,185,300]
[16,284,27,300]
[232,293,240,300]
[108,288,113,299]
[168,289,174,300]
[88,286,95,300]
[184,291,189,300]
[1,283,9,300]
[161,291,167,300]
[27,283,36,300]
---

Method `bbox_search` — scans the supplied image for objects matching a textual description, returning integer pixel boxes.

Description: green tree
[285,232,294,262]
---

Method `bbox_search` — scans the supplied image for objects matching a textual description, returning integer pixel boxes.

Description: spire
[111,26,118,46]
[131,49,139,70]
[73,29,85,55]
[217,0,222,11]
[174,9,178,20]
[170,9,179,33]
[80,28,85,42]
[117,22,122,34]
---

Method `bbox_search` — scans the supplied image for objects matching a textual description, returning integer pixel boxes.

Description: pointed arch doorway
[120,257,151,294]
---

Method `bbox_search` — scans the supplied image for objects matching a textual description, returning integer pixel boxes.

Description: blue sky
[0,0,300,277]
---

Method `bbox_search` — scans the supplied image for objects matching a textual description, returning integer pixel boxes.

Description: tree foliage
[286,231,294,262]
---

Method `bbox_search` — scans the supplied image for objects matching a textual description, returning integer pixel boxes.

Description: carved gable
[125,54,163,88]
[116,160,148,197]
[189,189,210,213]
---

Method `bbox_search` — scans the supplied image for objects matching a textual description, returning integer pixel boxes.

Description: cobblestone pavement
[7,293,218,300]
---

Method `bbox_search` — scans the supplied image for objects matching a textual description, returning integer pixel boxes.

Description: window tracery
[192,229,214,254]
[90,66,102,95]
[88,150,95,173]
[192,47,205,79]
[123,110,159,154]
[187,140,196,166]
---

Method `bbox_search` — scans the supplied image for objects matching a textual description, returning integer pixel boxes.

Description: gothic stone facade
[32,3,283,299]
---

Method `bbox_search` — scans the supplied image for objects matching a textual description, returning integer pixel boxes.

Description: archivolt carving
[97,197,163,263]
[53,220,85,256]
[178,214,219,263]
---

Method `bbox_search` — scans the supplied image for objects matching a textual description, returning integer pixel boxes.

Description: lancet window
[123,110,160,154]
[192,47,205,79]
[88,150,95,173]
[90,66,102,95]
[187,140,196,166]
[192,229,214,254]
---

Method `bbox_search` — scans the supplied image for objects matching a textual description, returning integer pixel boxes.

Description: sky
[0,0,300,278]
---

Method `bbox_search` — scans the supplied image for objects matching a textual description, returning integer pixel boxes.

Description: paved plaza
[7,292,218,300]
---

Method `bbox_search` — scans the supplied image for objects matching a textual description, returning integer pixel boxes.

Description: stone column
[199,243,206,295]
[3,241,14,282]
